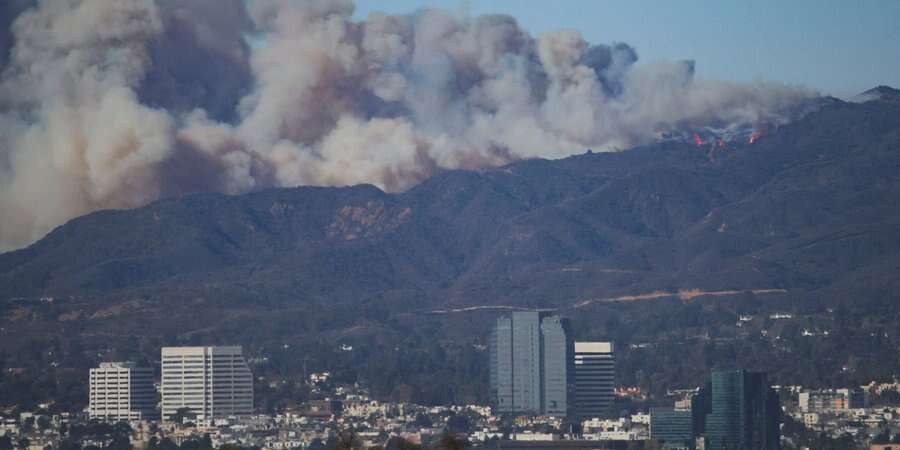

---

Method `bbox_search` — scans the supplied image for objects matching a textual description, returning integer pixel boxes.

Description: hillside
[2,92,900,408]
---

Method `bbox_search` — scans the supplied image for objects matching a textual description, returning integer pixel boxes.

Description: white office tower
[573,342,615,418]
[89,362,157,421]
[161,346,253,421]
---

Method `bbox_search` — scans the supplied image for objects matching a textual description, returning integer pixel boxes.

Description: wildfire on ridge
[749,129,764,144]
[693,132,705,146]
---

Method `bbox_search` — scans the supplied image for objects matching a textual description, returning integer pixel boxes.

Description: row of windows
[161,394,243,399]
[159,378,251,384]
[161,371,251,376]
[161,383,252,388]
[160,360,245,364]
[90,393,157,397]
[91,374,152,377]
[162,390,253,395]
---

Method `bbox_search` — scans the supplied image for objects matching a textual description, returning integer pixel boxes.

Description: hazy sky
[354,0,900,98]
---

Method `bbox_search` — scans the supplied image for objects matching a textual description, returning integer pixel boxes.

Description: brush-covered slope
[2,91,900,408]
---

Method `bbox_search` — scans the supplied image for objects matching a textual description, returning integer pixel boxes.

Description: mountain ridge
[2,89,900,407]
[3,92,900,307]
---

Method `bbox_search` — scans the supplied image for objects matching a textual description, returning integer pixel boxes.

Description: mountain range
[2,88,900,407]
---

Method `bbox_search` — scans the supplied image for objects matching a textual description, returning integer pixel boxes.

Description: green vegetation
[3,96,900,410]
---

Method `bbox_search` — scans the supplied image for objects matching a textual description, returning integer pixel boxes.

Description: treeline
[4,291,900,412]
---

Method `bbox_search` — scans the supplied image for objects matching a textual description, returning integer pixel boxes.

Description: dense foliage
[3,94,900,410]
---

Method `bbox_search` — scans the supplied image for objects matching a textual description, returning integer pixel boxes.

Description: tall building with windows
[161,346,253,421]
[541,316,573,416]
[650,370,780,450]
[694,370,781,450]
[650,408,694,450]
[489,311,573,416]
[489,316,514,413]
[573,342,615,418]
[88,362,157,421]
[511,311,543,414]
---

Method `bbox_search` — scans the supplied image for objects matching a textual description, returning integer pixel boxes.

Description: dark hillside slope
[2,93,900,407]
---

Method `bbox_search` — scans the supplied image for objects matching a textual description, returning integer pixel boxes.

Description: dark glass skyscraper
[650,408,694,450]
[695,370,781,450]
[489,311,573,416]
[650,370,780,450]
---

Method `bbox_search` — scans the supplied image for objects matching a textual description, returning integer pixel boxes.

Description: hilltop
[2,89,900,408]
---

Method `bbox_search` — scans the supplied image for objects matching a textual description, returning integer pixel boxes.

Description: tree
[445,414,470,434]
[36,416,51,431]
[384,437,421,450]
[307,439,326,450]
[199,434,213,450]
[170,408,196,425]
[107,435,132,450]
[112,422,132,436]
[434,434,467,450]
[156,438,178,450]
[333,431,362,450]
[873,429,891,444]
[413,414,432,429]
[0,435,13,450]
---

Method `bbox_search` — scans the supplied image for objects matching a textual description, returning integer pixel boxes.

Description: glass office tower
[698,370,781,450]
[541,315,573,416]
[489,311,572,416]
[650,408,695,450]
[512,311,543,414]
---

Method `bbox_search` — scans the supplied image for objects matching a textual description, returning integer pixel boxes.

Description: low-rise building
[799,388,867,412]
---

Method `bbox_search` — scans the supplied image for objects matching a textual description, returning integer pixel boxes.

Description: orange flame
[693,132,705,146]
[749,130,763,144]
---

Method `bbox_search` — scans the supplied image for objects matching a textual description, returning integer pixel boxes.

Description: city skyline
[1,1,900,449]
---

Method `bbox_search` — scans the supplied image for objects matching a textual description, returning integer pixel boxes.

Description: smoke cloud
[0,0,816,251]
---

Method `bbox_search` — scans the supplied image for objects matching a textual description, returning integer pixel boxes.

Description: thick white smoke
[0,0,816,251]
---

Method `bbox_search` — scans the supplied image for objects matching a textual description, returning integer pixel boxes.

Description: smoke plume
[0,0,816,251]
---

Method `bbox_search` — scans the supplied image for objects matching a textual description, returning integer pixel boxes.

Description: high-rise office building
[161,346,253,421]
[651,370,780,450]
[650,408,694,450]
[489,311,573,416]
[573,342,615,418]
[88,362,157,421]
[694,370,781,450]
[541,316,573,416]
[490,316,514,413]
[511,311,543,414]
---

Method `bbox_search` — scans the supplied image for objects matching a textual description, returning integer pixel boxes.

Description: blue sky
[353,0,900,98]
